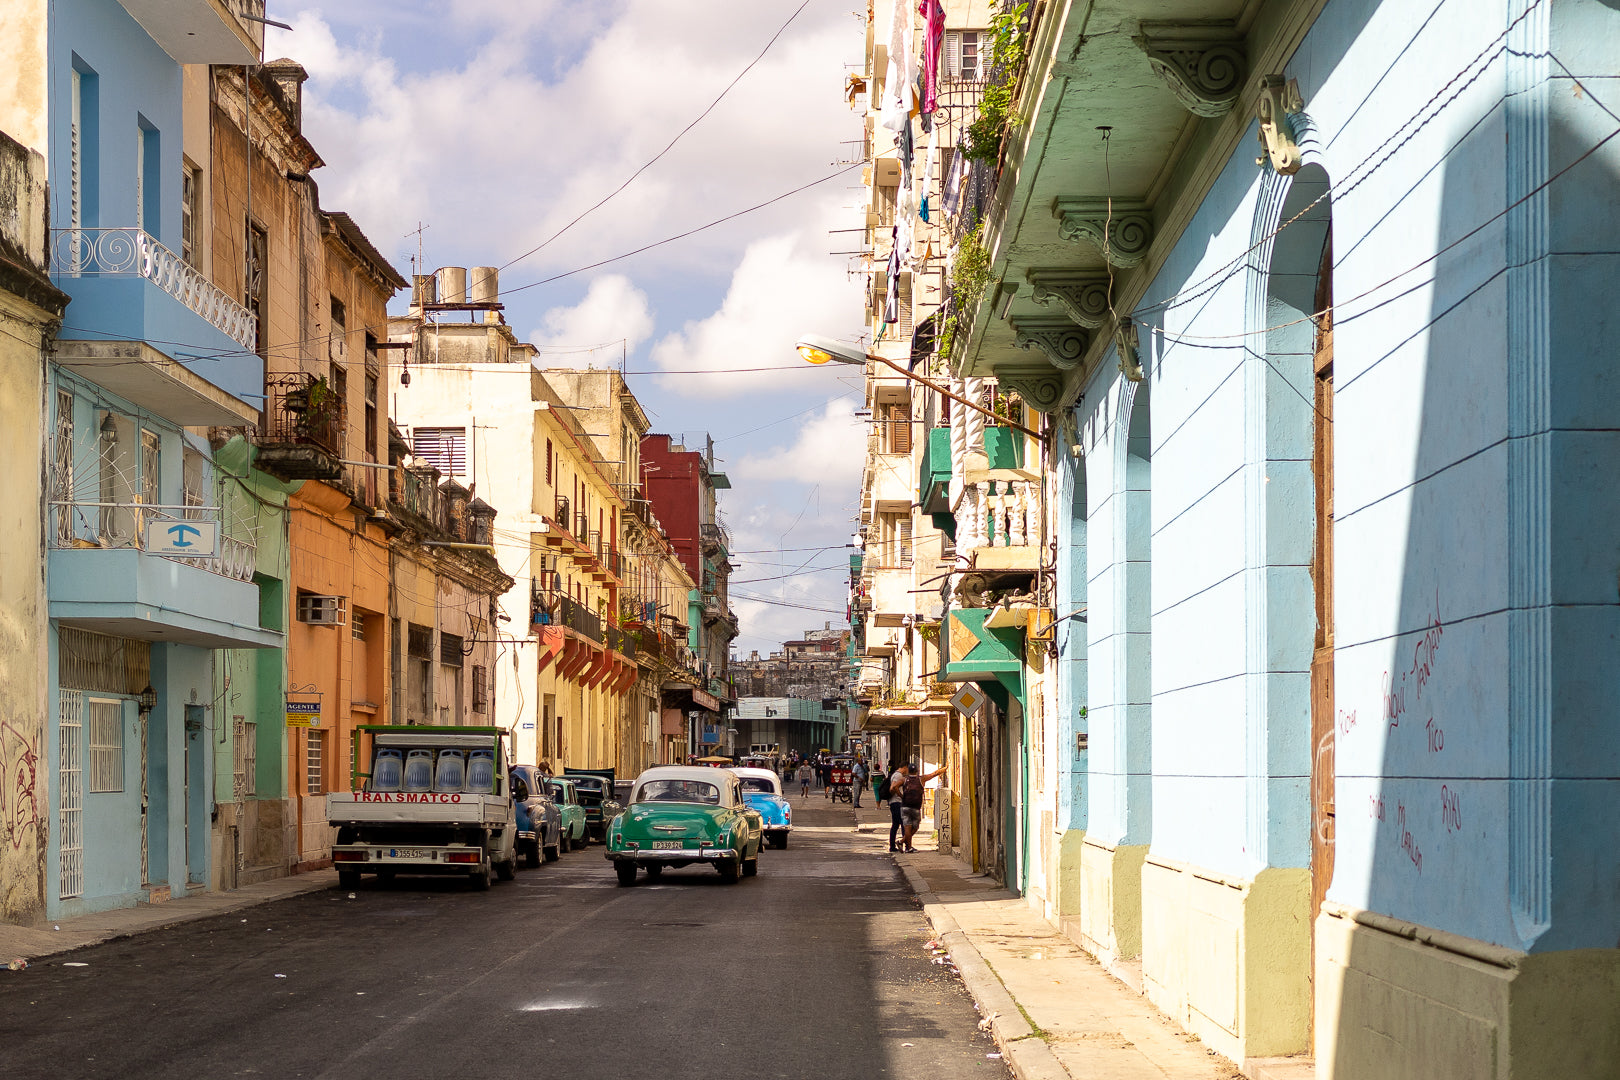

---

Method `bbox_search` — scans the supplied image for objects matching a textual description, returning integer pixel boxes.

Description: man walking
[796,760,812,799]
[883,763,907,852]
[851,758,868,808]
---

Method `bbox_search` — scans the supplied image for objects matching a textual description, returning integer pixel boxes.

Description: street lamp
[795,334,1041,439]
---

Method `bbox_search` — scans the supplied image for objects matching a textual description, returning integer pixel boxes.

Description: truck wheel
[543,843,560,862]
[471,862,492,891]
[338,869,360,890]
[495,856,516,881]
[615,862,637,887]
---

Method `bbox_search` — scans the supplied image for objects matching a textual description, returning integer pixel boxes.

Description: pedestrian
[899,761,946,853]
[820,759,833,798]
[797,760,813,799]
[851,758,868,807]
[882,763,906,852]
[871,761,886,805]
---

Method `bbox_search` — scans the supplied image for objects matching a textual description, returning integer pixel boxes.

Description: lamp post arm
[865,353,1042,440]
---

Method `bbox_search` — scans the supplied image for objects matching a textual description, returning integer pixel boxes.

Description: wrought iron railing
[50,227,257,349]
[49,500,257,582]
[557,595,603,643]
[263,371,344,456]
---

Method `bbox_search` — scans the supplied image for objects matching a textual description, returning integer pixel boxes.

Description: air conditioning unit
[296,594,347,626]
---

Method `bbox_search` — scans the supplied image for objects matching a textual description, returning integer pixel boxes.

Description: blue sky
[264,1,871,655]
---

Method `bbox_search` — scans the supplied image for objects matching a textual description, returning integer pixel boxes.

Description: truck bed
[327,790,509,827]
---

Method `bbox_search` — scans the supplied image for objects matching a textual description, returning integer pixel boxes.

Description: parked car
[733,766,793,849]
[564,767,625,842]
[604,766,763,886]
[612,779,634,807]
[544,777,589,851]
[511,764,563,866]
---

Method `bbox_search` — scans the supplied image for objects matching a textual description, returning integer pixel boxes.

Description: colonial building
[855,0,1620,1074]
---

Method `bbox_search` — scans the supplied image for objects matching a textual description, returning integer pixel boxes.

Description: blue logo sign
[165,523,202,548]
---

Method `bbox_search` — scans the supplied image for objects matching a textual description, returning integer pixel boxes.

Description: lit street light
[795,334,1041,439]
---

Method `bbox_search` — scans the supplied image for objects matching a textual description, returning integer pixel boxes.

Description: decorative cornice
[993,364,1067,415]
[1133,21,1247,118]
[1011,318,1090,371]
[1052,198,1154,267]
[1026,272,1112,329]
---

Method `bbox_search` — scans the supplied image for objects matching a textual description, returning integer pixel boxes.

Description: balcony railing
[49,500,257,583]
[557,594,603,643]
[263,372,345,457]
[50,228,257,349]
[699,522,730,552]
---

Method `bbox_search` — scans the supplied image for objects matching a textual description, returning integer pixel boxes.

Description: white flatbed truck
[327,725,518,890]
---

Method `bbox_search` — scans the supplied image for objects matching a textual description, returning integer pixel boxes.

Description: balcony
[699,522,730,554]
[51,228,262,418]
[116,0,261,64]
[255,372,345,481]
[557,595,603,644]
[48,500,277,650]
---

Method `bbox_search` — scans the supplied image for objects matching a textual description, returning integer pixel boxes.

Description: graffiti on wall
[0,719,41,852]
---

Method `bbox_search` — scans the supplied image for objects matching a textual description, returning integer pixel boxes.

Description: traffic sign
[949,683,987,717]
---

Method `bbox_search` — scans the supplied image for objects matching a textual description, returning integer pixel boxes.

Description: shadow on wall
[1329,27,1620,1076]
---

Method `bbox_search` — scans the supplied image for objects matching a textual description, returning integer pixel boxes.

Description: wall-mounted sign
[521,721,535,729]
[949,683,987,718]
[145,520,220,557]
[691,688,720,711]
[285,701,322,728]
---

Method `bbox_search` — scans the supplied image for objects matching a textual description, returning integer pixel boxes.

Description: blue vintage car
[511,764,563,866]
[734,766,793,849]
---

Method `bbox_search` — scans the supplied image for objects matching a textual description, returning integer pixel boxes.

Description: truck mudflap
[331,843,486,872]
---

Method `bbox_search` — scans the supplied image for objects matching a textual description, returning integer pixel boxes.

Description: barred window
[88,698,123,793]
[306,729,325,794]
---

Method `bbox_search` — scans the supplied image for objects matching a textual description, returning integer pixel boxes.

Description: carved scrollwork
[1011,318,1090,371]
[1026,272,1112,329]
[1052,197,1153,268]
[1134,22,1247,118]
[1256,74,1304,175]
[994,365,1067,414]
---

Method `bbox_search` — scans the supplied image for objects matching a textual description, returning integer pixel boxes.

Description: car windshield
[636,780,720,804]
[545,783,568,802]
[740,778,776,793]
[572,778,603,793]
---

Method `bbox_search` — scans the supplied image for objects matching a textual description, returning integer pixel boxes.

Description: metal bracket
[1255,75,1304,175]
[1134,21,1247,118]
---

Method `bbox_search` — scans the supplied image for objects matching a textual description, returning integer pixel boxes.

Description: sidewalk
[890,839,1277,1080]
[0,870,338,965]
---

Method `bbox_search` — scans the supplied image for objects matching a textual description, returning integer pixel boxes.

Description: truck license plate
[389,848,432,859]
[651,840,683,850]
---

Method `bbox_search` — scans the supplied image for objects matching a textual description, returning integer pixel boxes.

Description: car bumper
[332,844,487,874]
[605,848,735,864]
[764,825,792,834]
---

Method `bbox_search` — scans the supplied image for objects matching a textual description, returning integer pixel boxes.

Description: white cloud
[730,397,863,489]
[647,212,864,396]
[527,274,654,368]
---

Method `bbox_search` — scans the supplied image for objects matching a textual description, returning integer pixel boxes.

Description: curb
[2,871,338,963]
[896,859,1073,1080]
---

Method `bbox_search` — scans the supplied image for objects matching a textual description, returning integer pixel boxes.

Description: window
[412,426,466,475]
[945,31,982,81]
[88,698,122,793]
[439,632,464,668]
[472,665,488,713]
[364,373,378,458]
[886,402,912,454]
[306,729,325,794]
[329,296,346,364]
[233,717,256,797]
[296,593,347,625]
[180,160,200,267]
[545,439,553,486]
[52,390,74,543]
[245,220,268,357]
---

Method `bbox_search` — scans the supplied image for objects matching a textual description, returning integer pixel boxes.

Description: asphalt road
[1,798,1009,1080]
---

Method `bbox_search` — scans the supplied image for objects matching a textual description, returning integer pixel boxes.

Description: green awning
[984,426,1024,470]
[919,426,952,513]
[939,606,1025,707]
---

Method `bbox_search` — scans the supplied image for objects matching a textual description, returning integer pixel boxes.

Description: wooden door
[1309,235,1336,947]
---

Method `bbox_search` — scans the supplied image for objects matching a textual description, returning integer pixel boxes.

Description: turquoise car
[544,777,589,851]
[605,766,763,885]
[734,766,793,849]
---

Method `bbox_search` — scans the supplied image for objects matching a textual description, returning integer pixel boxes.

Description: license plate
[388,848,432,859]
[651,840,684,850]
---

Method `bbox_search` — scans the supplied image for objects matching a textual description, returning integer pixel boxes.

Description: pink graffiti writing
[0,721,41,852]
[1441,785,1461,834]
[1426,716,1444,753]
[1368,793,1386,821]
[1396,801,1423,872]
[1338,708,1358,736]
[1382,590,1446,732]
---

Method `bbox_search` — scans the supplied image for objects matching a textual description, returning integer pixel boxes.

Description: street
[1,801,1008,1080]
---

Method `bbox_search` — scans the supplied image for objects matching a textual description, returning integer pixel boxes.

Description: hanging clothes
[919,0,945,116]
[942,140,966,219]
[880,0,915,133]
[897,116,915,194]
[884,225,902,324]
[918,123,938,221]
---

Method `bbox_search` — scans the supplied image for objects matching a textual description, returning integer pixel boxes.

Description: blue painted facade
[41,0,276,917]
[1040,0,1620,1059]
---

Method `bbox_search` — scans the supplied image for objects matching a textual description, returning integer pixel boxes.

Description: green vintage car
[543,777,590,851]
[604,766,763,885]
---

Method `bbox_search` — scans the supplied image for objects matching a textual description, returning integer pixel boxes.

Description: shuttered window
[88,698,123,793]
[412,427,466,475]
[888,403,913,454]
